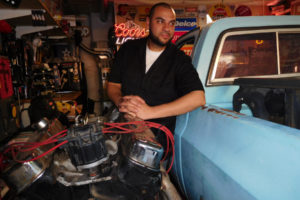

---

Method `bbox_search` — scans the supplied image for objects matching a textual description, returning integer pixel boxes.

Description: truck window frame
[207,27,300,86]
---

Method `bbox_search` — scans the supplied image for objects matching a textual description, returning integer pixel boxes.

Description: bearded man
[107,2,205,149]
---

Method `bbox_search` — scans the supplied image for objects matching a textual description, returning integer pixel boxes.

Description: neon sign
[256,40,264,45]
[116,37,135,45]
[114,23,147,45]
[115,23,146,38]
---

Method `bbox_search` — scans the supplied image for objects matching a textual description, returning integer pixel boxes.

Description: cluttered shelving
[0,0,87,144]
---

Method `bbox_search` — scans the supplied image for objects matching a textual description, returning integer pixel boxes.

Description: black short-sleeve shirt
[109,37,204,146]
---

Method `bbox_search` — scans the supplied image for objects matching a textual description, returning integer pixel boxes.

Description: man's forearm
[147,90,205,119]
[107,82,205,120]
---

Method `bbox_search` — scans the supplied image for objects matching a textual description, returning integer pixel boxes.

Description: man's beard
[149,30,172,47]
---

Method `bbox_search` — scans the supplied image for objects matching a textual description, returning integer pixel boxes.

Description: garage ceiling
[61,0,274,15]
[0,0,277,16]
[113,0,273,6]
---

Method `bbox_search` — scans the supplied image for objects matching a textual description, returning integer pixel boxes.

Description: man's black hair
[148,2,174,19]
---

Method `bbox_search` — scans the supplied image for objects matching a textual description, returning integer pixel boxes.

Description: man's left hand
[118,95,153,120]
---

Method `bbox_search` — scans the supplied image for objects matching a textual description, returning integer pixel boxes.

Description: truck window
[209,29,300,85]
[215,33,278,78]
[279,33,300,73]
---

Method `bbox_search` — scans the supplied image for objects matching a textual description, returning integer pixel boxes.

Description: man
[107,2,205,147]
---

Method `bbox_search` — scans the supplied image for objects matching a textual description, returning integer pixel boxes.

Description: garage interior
[0,0,300,199]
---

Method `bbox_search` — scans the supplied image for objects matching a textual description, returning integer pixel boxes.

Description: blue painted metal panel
[174,105,300,200]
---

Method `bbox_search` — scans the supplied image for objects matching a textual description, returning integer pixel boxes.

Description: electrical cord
[0,121,175,173]
[0,129,68,171]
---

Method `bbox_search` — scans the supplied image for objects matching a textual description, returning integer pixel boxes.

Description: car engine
[0,114,177,200]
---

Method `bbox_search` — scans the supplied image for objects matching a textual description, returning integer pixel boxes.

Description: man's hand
[118,95,153,120]
[107,82,154,120]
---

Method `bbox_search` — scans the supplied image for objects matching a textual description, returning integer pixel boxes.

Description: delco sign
[175,18,197,31]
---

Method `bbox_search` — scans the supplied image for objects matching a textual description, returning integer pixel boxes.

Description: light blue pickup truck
[173,16,300,200]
